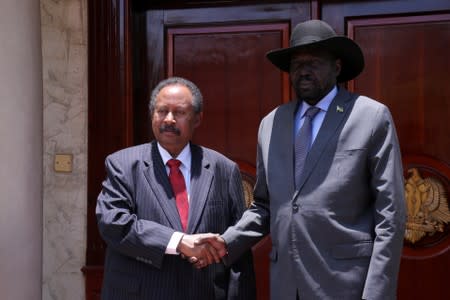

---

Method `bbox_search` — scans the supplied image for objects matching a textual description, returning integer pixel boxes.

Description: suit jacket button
[292,203,299,213]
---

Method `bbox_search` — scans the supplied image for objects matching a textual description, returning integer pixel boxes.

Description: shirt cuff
[165,231,184,255]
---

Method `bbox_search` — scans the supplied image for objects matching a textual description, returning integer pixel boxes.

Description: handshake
[177,233,227,269]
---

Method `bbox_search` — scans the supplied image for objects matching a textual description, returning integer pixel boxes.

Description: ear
[194,112,203,128]
[335,58,342,76]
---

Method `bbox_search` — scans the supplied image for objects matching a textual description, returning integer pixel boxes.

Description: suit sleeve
[96,154,175,269]
[226,163,257,300]
[222,119,271,265]
[362,105,407,299]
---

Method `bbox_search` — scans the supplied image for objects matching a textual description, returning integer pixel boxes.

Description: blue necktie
[294,106,320,189]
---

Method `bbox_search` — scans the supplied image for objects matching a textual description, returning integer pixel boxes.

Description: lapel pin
[336,105,344,113]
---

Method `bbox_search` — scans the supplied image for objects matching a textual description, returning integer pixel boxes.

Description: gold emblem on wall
[404,168,450,244]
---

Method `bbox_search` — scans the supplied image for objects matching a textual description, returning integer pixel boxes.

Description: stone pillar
[0,1,43,300]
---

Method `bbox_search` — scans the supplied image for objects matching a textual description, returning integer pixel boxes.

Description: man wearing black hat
[196,19,406,299]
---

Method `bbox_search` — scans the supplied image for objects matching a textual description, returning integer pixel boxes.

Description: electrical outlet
[54,154,73,173]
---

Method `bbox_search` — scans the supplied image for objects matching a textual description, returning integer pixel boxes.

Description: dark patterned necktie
[294,106,320,189]
[167,159,189,231]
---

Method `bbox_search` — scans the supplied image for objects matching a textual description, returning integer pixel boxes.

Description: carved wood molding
[87,0,133,266]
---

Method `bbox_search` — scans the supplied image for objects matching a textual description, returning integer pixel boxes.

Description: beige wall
[0,0,43,299]
[41,0,88,299]
[0,0,87,299]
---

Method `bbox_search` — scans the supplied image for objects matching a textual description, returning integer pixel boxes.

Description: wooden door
[132,4,310,300]
[86,1,450,299]
[86,1,311,299]
[322,2,450,299]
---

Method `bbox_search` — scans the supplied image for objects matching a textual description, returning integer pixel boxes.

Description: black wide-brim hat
[266,20,365,83]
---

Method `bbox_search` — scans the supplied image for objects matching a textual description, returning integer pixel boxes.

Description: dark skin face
[289,48,342,105]
[151,84,202,157]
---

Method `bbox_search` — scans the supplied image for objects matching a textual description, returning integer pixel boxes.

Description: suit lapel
[268,100,298,198]
[142,141,183,231]
[187,144,213,233]
[296,89,357,191]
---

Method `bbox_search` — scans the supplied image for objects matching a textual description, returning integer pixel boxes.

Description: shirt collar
[157,142,191,170]
[299,85,338,117]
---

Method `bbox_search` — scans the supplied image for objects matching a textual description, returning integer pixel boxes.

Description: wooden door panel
[167,24,289,162]
[348,14,450,160]
[346,13,450,300]
[133,3,310,150]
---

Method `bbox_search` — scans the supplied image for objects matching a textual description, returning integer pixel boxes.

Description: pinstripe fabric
[96,141,255,300]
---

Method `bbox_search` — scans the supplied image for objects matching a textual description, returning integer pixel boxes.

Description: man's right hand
[195,235,227,256]
[191,234,227,268]
[177,233,223,268]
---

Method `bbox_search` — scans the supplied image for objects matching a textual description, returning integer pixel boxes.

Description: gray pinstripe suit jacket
[222,88,406,300]
[96,141,255,300]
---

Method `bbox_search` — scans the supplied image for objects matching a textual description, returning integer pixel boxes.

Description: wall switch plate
[54,154,73,173]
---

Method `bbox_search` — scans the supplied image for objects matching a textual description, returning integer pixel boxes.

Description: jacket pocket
[334,148,366,158]
[331,240,373,259]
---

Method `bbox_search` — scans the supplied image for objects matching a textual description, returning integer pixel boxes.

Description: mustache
[296,74,314,82]
[159,124,181,135]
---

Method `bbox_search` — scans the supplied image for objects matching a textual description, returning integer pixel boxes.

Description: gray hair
[149,77,203,115]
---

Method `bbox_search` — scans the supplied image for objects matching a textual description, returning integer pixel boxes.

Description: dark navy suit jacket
[96,141,255,300]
